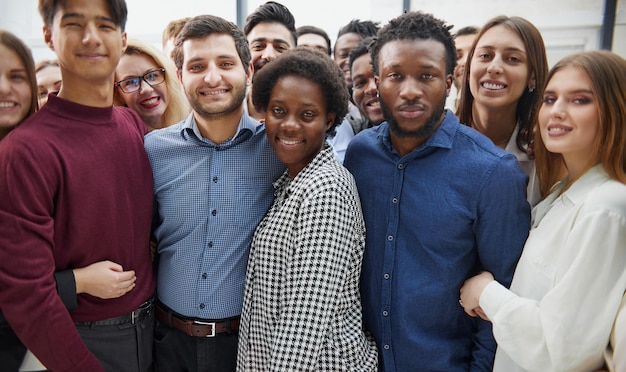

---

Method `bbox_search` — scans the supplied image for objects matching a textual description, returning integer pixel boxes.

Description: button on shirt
[145,113,284,319]
[344,110,531,371]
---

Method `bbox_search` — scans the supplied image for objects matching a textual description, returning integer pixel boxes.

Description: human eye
[10,72,27,82]
[541,95,556,104]
[188,64,204,72]
[38,88,48,99]
[388,72,402,80]
[302,111,317,120]
[121,78,140,90]
[421,73,434,80]
[352,78,365,89]
[572,96,592,105]
[251,43,265,51]
[277,44,289,52]
[220,61,235,68]
[271,106,285,116]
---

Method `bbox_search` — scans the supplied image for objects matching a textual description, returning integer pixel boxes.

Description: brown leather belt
[156,303,239,337]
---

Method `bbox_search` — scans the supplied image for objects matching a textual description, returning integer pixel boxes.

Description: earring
[528,83,536,93]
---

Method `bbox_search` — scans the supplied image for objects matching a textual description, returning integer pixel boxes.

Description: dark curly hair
[251,48,349,136]
[370,11,455,77]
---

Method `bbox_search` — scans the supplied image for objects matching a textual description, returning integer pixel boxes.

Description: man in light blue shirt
[144,15,283,371]
[344,11,530,372]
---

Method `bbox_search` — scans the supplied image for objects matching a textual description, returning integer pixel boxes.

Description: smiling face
[247,22,294,75]
[469,25,530,113]
[333,32,363,87]
[0,44,32,138]
[44,0,126,89]
[36,64,62,107]
[178,33,251,121]
[264,75,333,179]
[453,33,477,90]
[539,66,599,174]
[376,39,451,150]
[351,53,383,125]
[115,53,168,130]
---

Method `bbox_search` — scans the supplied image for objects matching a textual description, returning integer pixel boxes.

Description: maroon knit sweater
[0,94,156,371]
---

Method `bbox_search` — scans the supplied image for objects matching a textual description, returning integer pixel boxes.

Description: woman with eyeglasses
[114,38,189,131]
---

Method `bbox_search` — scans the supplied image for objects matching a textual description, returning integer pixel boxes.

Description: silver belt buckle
[194,320,216,337]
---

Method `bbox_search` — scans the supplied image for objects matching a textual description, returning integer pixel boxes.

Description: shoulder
[584,179,626,218]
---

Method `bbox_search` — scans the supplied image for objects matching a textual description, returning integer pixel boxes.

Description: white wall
[0,0,623,65]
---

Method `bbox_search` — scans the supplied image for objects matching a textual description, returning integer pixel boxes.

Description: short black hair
[38,0,128,31]
[370,11,455,76]
[251,48,349,135]
[337,19,380,39]
[244,1,296,45]
[348,36,374,73]
[296,25,331,55]
[172,14,251,72]
[455,26,479,37]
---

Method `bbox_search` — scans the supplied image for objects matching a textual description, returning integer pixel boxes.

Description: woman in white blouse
[459,50,626,372]
[236,48,378,371]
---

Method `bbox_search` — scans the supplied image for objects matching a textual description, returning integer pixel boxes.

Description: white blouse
[480,165,626,371]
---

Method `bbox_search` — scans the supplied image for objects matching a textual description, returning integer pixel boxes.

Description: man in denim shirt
[344,11,530,371]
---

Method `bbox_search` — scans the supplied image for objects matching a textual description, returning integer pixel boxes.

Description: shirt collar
[559,164,609,205]
[504,124,532,163]
[378,109,458,156]
[179,111,260,147]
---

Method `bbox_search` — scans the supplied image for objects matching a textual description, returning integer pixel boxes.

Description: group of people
[0,0,624,371]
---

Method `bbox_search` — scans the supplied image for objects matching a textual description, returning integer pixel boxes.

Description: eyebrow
[543,88,593,95]
[476,45,526,54]
[61,13,116,24]
[251,37,290,45]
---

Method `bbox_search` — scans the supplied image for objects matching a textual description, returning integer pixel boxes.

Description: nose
[364,78,377,96]
[486,55,503,74]
[399,77,423,101]
[81,22,102,46]
[138,79,154,93]
[203,64,221,86]
[549,99,567,119]
[261,45,279,62]
[0,76,10,94]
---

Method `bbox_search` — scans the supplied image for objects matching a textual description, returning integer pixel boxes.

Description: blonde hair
[535,50,626,196]
[114,38,189,128]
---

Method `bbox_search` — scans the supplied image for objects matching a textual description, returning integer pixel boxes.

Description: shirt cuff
[479,280,516,319]
[54,270,77,311]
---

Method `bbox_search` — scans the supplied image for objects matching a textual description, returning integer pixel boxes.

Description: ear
[176,68,183,84]
[528,73,536,92]
[43,26,54,51]
[121,31,127,53]
[445,73,453,97]
[246,61,254,86]
[325,113,336,131]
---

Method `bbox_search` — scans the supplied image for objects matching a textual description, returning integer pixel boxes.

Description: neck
[390,135,428,157]
[194,106,244,144]
[247,93,265,122]
[58,76,114,108]
[471,102,517,148]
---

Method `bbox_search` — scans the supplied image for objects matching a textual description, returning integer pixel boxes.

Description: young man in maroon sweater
[0,0,156,371]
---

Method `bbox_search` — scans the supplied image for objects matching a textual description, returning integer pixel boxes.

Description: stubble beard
[381,94,447,139]
[188,83,247,120]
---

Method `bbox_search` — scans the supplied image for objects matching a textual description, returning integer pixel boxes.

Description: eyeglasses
[115,68,166,93]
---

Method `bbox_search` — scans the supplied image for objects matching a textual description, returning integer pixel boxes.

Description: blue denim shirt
[344,110,530,371]
[145,113,284,319]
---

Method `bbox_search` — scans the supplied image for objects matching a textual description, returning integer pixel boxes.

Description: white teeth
[201,90,226,96]
[142,97,159,106]
[0,102,16,108]
[280,139,302,145]
[548,127,569,132]
[482,82,505,90]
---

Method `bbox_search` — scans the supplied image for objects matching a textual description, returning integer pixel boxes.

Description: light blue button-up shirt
[145,113,283,319]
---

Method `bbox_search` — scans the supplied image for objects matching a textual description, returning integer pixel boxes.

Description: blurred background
[0,0,623,67]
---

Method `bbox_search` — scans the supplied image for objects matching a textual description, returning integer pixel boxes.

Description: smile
[481,82,506,90]
[278,138,304,145]
[0,101,17,108]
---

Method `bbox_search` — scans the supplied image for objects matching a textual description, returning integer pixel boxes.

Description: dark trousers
[0,321,27,372]
[154,319,238,372]
[76,310,154,372]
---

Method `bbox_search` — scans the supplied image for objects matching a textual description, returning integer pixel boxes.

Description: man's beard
[380,94,446,138]
[187,83,247,120]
